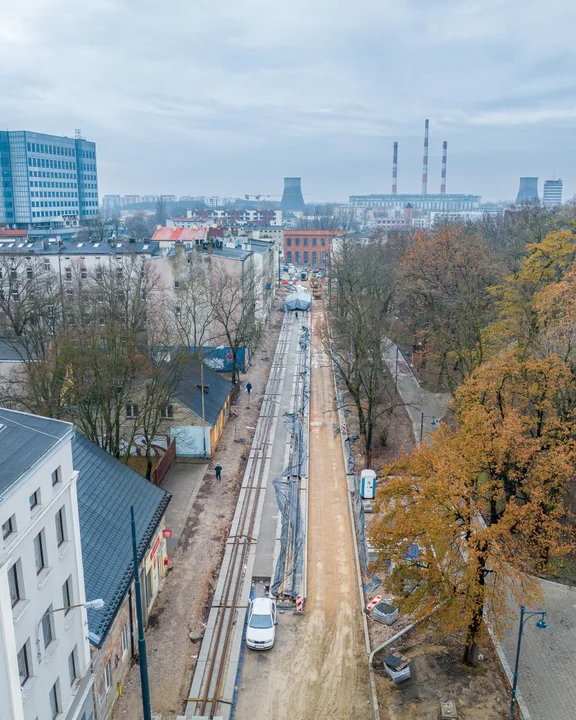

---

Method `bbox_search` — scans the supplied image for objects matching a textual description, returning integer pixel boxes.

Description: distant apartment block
[543,179,563,207]
[0,131,99,233]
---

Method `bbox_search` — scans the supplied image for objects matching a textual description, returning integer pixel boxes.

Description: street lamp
[419,412,439,445]
[509,604,548,719]
[36,599,105,660]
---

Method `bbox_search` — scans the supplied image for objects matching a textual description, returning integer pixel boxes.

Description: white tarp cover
[284,291,312,311]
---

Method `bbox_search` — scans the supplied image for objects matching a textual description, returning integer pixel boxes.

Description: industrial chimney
[392,142,398,195]
[421,119,429,195]
[281,177,305,212]
[515,177,540,205]
[440,141,447,194]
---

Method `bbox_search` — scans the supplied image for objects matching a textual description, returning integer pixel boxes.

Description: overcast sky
[2,0,574,203]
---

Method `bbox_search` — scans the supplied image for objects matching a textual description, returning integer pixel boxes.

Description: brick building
[283,230,338,266]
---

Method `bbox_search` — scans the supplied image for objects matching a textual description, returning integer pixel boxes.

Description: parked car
[245,597,277,650]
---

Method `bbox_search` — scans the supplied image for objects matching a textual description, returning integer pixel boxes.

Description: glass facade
[0,130,99,226]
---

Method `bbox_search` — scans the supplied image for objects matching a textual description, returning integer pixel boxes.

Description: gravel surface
[111,299,285,720]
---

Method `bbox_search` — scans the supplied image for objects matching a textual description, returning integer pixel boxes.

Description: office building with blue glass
[0,130,99,233]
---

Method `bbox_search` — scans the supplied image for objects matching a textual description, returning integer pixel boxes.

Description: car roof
[251,597,274,613]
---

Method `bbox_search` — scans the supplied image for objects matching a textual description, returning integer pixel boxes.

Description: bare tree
[209,260,260,386]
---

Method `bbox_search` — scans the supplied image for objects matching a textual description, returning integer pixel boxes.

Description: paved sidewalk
[499,581,576,720]
[162,462,208,553]
[382,338,451,444]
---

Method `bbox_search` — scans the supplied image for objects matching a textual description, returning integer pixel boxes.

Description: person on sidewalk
[215,464,222,481]
[246,382,252,408]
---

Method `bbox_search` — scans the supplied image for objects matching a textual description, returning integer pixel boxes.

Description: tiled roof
[74,434,171,646]
[0,240,161,256]
[0,409,73,500]
[152,227,208,242]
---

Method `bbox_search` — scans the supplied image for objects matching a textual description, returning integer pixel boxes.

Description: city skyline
[1,1,575,202]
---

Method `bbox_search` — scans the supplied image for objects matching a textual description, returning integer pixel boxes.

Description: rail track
[185,314,296,719]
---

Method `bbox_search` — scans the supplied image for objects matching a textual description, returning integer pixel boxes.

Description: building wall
[0,426,93,720]
[283,230,336,266]
[91,521,168,720]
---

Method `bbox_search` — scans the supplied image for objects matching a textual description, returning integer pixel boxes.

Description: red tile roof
[152,227,208,242]
[0,229,28,238]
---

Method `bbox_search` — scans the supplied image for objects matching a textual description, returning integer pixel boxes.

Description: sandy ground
[375,624,509,720]
[235,302,371,720]
[111,300,285,720]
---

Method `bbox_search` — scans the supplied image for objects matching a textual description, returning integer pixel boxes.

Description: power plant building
[281,177,305,212]
[543,179,563,207]
[348,193,481,212]
[515,177,539,205]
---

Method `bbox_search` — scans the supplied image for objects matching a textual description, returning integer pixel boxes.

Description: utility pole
[131,506,152,720]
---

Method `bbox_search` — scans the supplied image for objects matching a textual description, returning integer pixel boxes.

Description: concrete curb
[326,319,380,720]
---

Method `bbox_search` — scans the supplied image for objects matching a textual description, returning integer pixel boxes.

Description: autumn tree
[395,224,501,388]
[371,407,574,664]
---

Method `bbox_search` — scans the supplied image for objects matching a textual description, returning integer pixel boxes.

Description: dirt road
[235,304,371,720]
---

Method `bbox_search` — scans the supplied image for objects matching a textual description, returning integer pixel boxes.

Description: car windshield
[249,613,273,629]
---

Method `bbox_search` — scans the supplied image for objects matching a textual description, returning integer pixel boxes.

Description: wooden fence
[151,438,176,486]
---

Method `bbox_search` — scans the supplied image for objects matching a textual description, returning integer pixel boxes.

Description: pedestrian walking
[246,382,252,408]
[295,311,299,319]
[215,464,222,481]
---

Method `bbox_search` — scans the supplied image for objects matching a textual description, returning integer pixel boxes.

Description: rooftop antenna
[74,129,82,140]
[421,119,429,195]
[392,142,398,195]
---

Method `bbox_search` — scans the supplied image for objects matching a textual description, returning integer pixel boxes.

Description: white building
[543,179,563,207]
[0,409,94,720]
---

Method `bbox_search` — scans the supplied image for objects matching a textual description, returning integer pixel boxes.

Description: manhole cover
[440,699,457,718]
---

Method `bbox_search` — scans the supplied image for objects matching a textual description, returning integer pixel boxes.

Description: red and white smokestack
[421,119,429,195]
[440,141,447,195]
[392,142,398,195]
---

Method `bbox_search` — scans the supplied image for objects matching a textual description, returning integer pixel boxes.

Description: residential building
[121,196,140,207]
[101,196,121,217]
[140,195,159,204]
[543,179,563,207]
[0,409,94,720]
[73,433,171,719]
[283,229,338,266]
[167,208,282,227]
[0,131,99,236]
[152,226,210,253]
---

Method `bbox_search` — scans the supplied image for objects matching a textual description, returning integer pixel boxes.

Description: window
[174,307,181,317]
[55,507,66,546]
[80,267,87,279]
[163,405,174,419]
[68,646,78,685]
[126,403,139,419]
[26,267,33,279]
[174,280,180,289]
[30,490,40,510]
[42,608,54,648]
[62,576,73,613]
[34,531,46,574]
[65,268,72,280]
[104,659,112,691]
[49,680,60,718]
[286,238,291,246]
[312,238,317,246]
[295,238,300,246]
[121,625,129,656]
[17,641,30,686]
[8,562,22,607]
[44,260,51,271]
[52,467,61,486]
[303,238,308,246]
[2,514,15,540]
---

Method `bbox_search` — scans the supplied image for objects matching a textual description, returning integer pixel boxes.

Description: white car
[245,597,277,650]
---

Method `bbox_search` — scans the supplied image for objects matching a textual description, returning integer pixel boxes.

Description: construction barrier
[366,595,382,613]
[296,594,303,613]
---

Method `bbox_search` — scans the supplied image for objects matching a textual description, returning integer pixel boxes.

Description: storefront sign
[149,535,161,560]
[162,529,173,539]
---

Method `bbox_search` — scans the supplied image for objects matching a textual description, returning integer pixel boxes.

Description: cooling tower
[516,177,540,204]
[281,177,305,212]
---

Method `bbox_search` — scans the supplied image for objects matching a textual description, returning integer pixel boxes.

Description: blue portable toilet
[360,469,377,499]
